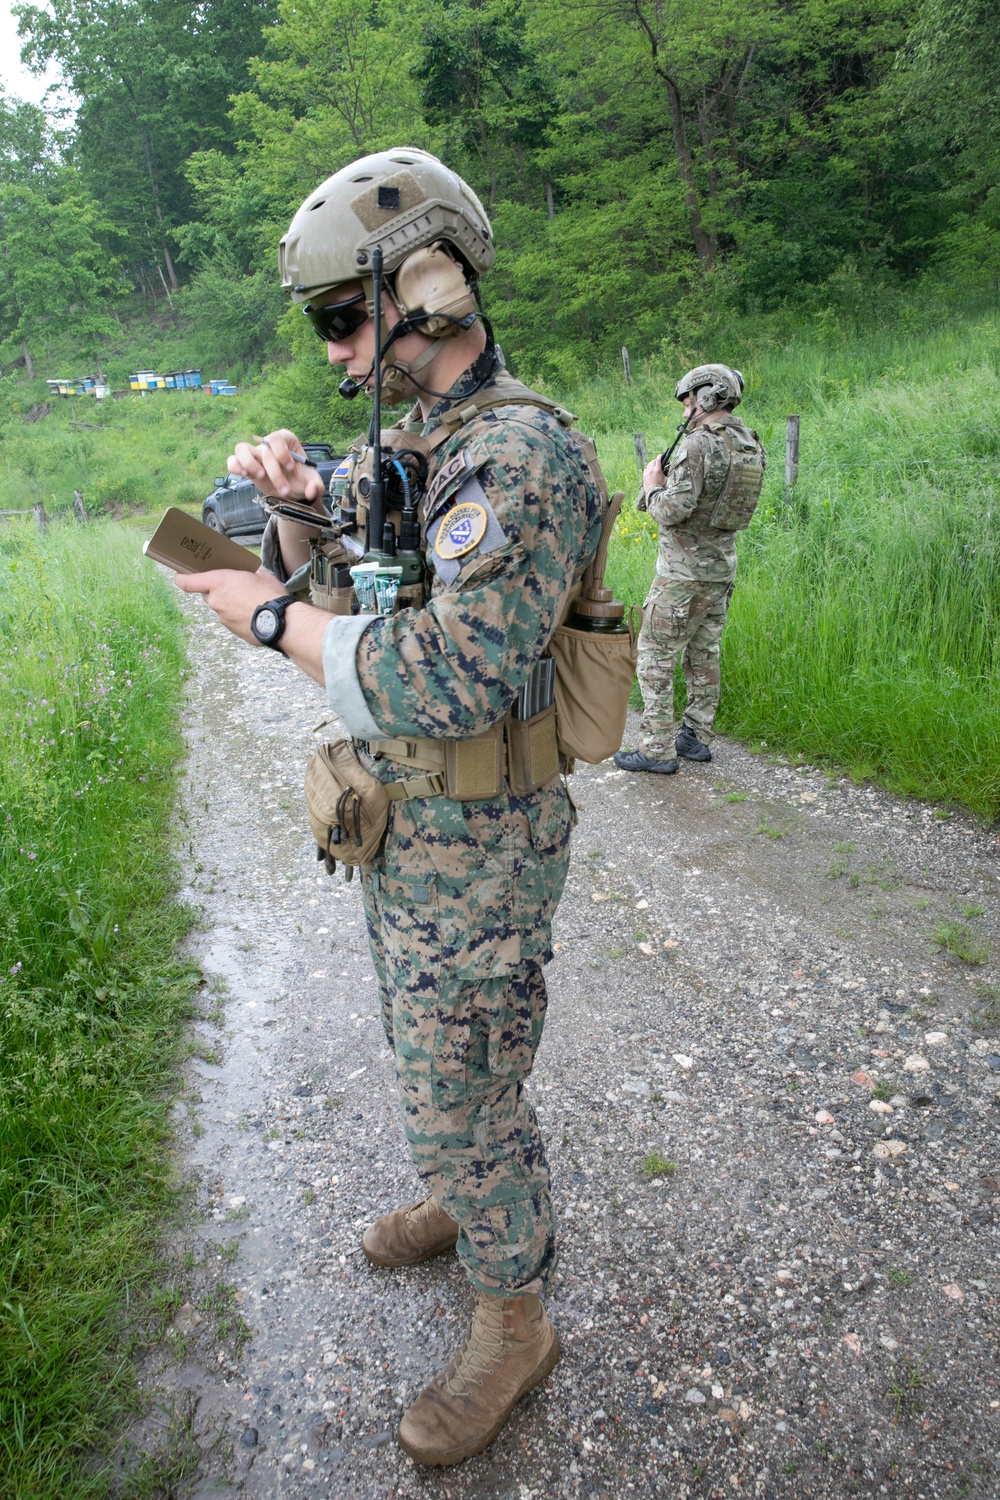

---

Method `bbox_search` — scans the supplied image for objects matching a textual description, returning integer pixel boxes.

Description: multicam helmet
[279,147,495,304]
[675,364,745,412]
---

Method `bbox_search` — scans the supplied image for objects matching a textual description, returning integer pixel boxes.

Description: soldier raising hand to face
[616,364,765,775]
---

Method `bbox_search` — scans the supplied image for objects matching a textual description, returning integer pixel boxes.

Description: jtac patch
[434,502,488,560]
[425,449,473,514]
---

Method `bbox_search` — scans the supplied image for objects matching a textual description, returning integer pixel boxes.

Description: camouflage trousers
[637,575,732,759]
[361,781,573,1295]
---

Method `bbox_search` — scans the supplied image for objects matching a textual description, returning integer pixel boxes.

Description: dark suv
[202,443,339,538]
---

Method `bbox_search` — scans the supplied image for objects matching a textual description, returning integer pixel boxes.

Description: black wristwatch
[251,595,298,651]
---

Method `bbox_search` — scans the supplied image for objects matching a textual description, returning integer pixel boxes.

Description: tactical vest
[307,374,634,808]
[678,417,766,535]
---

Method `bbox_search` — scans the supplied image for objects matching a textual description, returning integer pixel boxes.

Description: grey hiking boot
[362,1194,459,1268]
[675,725,712,762]
[398,1290,560,1466]
[613,748,679,774]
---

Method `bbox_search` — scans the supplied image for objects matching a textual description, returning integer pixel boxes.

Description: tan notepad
[142,507,261,574]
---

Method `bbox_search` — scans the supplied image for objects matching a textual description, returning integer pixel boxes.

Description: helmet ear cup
[697,381,727,413]
[394,242,476,336]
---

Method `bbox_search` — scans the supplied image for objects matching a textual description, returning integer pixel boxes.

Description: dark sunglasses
[303,291,369,343]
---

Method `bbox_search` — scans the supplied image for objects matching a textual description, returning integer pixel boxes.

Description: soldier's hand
[228,429,327,505]
[643,456,666,493]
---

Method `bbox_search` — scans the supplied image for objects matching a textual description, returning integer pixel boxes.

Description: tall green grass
[594,314,1000,818]
[5,309,1000,816]
[0,523,196,1495]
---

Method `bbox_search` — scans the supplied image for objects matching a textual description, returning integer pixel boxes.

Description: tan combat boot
[398,1290,560,1466]
[361,1194,459,1268]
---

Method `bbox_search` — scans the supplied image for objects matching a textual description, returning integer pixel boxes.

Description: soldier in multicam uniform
[174,149,604,1466]
[615,364,765,774]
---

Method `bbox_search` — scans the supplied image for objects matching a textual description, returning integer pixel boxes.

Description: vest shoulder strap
[431,372,576,440]
[426,374,608,503]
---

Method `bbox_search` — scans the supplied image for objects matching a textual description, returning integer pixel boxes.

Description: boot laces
[406,1195,439,1226]
[443,1299,511,1397]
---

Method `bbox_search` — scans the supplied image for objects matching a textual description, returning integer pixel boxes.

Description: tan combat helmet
[279,147,494,305]
[279,148,495,398]
[675,364,745,412]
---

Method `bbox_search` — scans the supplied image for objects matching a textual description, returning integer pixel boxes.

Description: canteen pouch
[506,703,560,795]
[305,738,390,874]
[547,610,639,763]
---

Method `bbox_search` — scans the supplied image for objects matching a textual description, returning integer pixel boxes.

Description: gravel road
[139,592,1000,1499]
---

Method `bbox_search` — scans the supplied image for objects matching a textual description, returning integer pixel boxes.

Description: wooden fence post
[785,415,800,497]
[73,490,88,522]
[621,345,631,386]
[33,501,48,534]
[634,432,647,469]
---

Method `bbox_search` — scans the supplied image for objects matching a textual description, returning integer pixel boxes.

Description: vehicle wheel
[203,507,225,534]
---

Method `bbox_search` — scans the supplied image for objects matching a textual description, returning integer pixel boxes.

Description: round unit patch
[434,502,488,560]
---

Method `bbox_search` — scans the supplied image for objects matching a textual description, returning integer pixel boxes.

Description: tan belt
[383,770,445,800]
[369,710,559,802]
[370,736,445,773]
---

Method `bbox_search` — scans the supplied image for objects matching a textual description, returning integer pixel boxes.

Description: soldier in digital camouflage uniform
[615,364,765,775]
[175,149,603,1467]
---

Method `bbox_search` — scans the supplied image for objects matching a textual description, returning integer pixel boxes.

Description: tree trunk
[22,339,34,379]
[140,125,179,289]
[627,3,717,267]
[663,74,715,267]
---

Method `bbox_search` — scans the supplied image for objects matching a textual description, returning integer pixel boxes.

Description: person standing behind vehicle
[615,364,765,774]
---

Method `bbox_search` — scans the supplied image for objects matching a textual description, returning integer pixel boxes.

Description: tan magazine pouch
[548,610,638,763]
[304,738,390,875]
[443,724,505,799]
[506,703,560,795]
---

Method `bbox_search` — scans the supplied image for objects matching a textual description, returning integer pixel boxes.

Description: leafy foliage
[1,0,998,377]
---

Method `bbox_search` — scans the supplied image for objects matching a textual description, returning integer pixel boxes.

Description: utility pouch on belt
[443,725,505,799]
[546,490,639,763]
[304,738,390,879]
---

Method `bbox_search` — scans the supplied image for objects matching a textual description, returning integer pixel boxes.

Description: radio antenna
[367,245,386,557]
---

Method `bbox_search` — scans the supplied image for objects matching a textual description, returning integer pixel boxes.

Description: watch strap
[251,594,298,650]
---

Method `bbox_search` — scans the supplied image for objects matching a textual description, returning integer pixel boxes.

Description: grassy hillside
[596,314,1000,817]
[3,309,999,815]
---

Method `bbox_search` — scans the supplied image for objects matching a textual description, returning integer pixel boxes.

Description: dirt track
[136,591,1000,1500]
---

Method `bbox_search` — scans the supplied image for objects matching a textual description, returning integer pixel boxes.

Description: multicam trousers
[361,780,574,1296]
[637,575,732,760]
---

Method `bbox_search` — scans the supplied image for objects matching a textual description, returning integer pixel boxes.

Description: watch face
[255,606,279,639]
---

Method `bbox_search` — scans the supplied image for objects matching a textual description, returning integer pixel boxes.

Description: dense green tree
[0,88,62,375]
[413,0,558,206]
[228,0,430,213]
[0,173,121,375]
[15,0,277,291]
[3,0,998,380]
